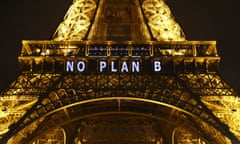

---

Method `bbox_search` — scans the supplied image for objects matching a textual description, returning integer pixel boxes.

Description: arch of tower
[0,0,240,144]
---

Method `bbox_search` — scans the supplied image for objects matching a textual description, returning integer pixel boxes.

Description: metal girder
[13,100,226,144]
[1,73,236,143]
[141,0,185,41]
[53,0,98,41]
[178,73,237,96]
[1,0,239,143]
[52,0,185,41]
[0,73,62,137]
[65,115,164,144]
[1,73,61,96]
[178,73,240,141]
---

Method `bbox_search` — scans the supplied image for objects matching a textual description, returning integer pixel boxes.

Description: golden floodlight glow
[1,0,240,143]
[202,96,240,137]
[53,0,97,41]
[53,0,185,41]
[142,0,186,41]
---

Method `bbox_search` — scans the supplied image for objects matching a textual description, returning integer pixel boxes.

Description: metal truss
[0,73,236,143]
[29,127,65,144]
[20,40,218,57]
[1,0,239,143]
[141,0,186,41]
[86,0,152,41]
[1,39,239,143]
[2,73,61,96]
[8,99,224,144]
[53,0,98,41]
[72,115,164,144]
[52,0,185,41]
[178,73,240,138]
[173,126,220,144]
[9,99,228,144]
[178,73,237,96]
[202,96,240,138]
[0,73,62,137]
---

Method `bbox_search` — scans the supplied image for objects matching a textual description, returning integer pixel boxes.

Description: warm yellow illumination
[53,0,185,42]
[1,0,239,143]
[53,0,96,41]
[202,96,240,139]
[142,0,185,41]
[0,98,37,136]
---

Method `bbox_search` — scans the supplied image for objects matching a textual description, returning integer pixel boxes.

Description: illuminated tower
[0,0,239,143]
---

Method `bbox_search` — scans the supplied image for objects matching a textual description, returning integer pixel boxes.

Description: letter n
[66,61,74,72]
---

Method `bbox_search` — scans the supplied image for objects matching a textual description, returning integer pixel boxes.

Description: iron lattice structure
[0,0,240,144]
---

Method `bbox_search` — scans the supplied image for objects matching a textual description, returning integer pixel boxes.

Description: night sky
[0,0,239,93]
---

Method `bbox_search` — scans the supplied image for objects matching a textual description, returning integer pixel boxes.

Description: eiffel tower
[0,0,240,143]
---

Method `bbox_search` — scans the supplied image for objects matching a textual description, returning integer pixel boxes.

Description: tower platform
[0,0,240,143]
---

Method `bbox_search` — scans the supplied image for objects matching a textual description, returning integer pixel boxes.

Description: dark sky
[0,0,239,92]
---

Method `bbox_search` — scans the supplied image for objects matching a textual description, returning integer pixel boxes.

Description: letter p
[99,61,107,72]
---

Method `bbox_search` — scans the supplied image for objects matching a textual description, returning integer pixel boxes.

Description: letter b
[154,61,162,72]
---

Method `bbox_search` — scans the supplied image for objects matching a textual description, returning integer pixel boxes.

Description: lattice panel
[2,74,61,96]
[0,73,62,137]
[12,99,230,144]
[178,74,237,96]
[74,75,87,89]
[0,0,238,143]
[174,127,208,144]
[179,73,240,140]
[53,0,98,41]
[2,73,233,143]
[131,75,142,89]
[141,0,185,41]
[7,117,45,144]
[74,115,163,143]
[97,74,108,88]
[202,96,240,140]
[87,0,151,41]
[30,127,65,144]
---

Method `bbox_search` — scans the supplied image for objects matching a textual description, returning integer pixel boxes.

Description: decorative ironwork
[52,0,186,41]
[141,0,185,41]
[30,127,65,144]
[53,0,98,41]
[173,127,207,144]
[21,40,217,57]
[0,73,61,137]
[86,0,152,41]
[1,73,237,143]
[0,0,240,143]
[19,40,220,74]
[73,115,163,144]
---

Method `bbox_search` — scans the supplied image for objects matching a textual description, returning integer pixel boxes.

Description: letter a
[121,61,129,72]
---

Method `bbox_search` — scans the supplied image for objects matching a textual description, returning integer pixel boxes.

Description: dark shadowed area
[0,0,239,92]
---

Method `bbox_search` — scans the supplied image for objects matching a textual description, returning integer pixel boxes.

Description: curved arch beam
[9,97,228,144]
